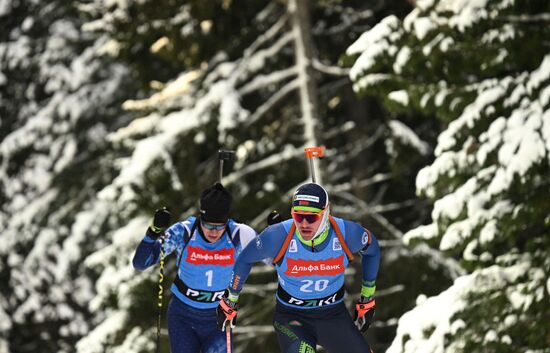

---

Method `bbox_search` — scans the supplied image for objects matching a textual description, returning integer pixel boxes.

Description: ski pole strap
[220,299,238,321]
[328,216,354,261]
[272,222,296,265]
[356,298,376,318]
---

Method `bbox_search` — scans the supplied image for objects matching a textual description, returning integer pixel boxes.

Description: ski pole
[226,324,232,353]
[218,149,236,353]
[156,235,166,353]
[304,146,325,183]
[218,150,236,183]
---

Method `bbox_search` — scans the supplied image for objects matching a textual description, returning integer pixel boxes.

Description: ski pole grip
[218,150,236,161]
[218,150,235,183]
[304,146,325,159]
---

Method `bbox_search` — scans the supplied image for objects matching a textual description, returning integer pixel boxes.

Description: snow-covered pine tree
[0,1,137,353]
[2,1,454,352]
[347,0,550,352]
[77,1,442,352]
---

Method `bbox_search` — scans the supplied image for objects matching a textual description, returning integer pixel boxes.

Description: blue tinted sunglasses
[202,221,226,231]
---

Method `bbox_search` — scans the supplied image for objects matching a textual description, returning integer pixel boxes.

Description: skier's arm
[344,221,381,298]
[132,235,162,270]
[132,221,185,271]
[227,223,286,300]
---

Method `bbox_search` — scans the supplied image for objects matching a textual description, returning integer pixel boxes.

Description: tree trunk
[288,0,323,183]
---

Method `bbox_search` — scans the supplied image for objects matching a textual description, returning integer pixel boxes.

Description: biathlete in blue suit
[216,183,380,353]
[133,183,256,353]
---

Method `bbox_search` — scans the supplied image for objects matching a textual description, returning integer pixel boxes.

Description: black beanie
[199,183,232,223]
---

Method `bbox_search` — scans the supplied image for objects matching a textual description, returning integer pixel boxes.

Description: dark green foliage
[348,0,550,351]
[1,1,457,353]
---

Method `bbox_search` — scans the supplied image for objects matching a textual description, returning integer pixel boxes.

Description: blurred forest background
[1,0,548,353]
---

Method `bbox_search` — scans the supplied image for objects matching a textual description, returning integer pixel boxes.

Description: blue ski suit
[133,216,256,353]
[228,217,380,353]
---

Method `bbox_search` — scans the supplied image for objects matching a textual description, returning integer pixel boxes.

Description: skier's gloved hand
[267,210,282,225]
[353,296,375,333]
[216,292,238,331]
[146,207,171,239]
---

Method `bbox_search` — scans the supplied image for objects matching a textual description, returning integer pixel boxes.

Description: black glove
[267,210,282,226]
[216,293,238,331]
[146,207,171,239]
[353,297,375,333]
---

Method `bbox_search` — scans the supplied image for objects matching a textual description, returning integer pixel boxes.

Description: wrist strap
[220,299,238,319]
[356,298,376,316]
[146,227,161,238]
[150,224,163,233]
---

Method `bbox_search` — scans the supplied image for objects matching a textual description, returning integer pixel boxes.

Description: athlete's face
[200,221,226,243]
[291,209,324,240]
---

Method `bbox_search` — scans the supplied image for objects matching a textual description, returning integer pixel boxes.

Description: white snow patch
[403,223,438,244]
[416,0,436,11]
[0,297,12,333]
[387,263,528,353]
[0,0,11,16]
[484,330,498,342]
[393,47,411,75]
[439,37,454,52]
[348,16,400,80]
[413,17,435,40]
[53,138,77,173]
[416,294,427,305]
[347,15,400,55]
[388,119,430,156]
[437,0,490,31]
[432,177,477,221]
[75,311,128,353]
[387,271,474,353]
[111,327,154,353]
[479,220,497,244]
[463,239,478,261]
[388,90,410,106]
[439,219,475,251]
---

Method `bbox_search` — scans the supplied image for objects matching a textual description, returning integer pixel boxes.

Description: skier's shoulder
[179,216,195,226]
[259,219,293,246]
[228,219,256,235]
[326,215,362,234]
[334,217,376,250]
[227,219,257,246]
[178,216,198,231]
[164,216,198,237]
[261,218,293,234]
[338,217,364,235]
[227,218,257,237]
